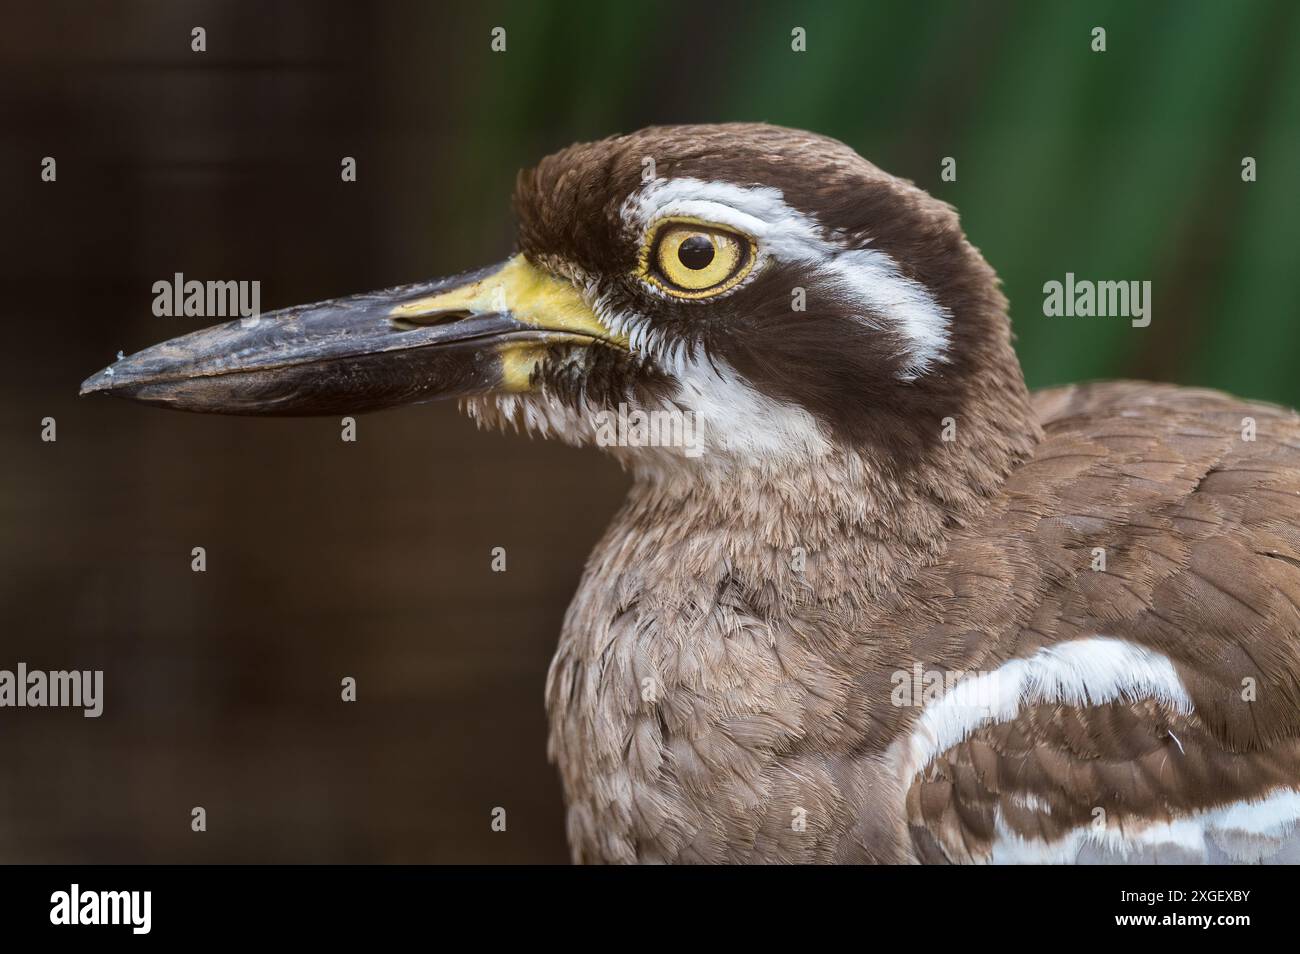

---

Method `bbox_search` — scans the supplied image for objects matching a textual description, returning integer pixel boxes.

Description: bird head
[81,123,1032,480]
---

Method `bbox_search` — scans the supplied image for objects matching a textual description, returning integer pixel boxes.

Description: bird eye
[643,222,755,298]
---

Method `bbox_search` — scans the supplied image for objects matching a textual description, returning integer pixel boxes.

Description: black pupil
[677,235,715,270]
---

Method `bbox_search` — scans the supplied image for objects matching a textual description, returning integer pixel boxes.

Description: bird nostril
[390,308,473,330]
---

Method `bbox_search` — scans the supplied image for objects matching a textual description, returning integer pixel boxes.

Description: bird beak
[79,256,622,415]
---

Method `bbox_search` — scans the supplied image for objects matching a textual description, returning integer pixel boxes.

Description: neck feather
[614,345,1041,608]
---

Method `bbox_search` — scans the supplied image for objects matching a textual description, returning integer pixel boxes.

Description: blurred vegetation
[443,0,1300,406]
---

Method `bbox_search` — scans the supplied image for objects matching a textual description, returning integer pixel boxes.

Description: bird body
[82,124,1300,864]
[549,380,1300,863]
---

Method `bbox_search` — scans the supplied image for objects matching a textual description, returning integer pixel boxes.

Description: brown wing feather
[905,382,1300,862]
[908,700,1300,862]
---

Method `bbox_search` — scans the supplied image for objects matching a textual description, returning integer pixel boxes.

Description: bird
[81,123,1300,864]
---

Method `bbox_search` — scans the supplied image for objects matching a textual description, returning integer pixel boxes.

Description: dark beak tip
[79,369,114,396]
[74,264,527,413]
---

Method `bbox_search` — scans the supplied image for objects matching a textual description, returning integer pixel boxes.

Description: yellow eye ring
[637,219,756,299]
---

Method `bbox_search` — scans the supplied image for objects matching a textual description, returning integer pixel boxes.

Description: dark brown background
[2,0,635,864]
[2,0,1297,862]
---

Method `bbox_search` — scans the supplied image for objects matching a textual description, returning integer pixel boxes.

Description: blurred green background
[452,0,1300,404]
[1,0,1297,863]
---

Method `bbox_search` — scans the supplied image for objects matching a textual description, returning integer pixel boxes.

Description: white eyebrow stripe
[640,199,769,240]
[621,177,952,377]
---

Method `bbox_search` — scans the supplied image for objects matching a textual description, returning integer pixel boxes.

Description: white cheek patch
[463,353,832,473]
[671,352,832,463]
[621,177,953,378]
[584,285,833,466]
